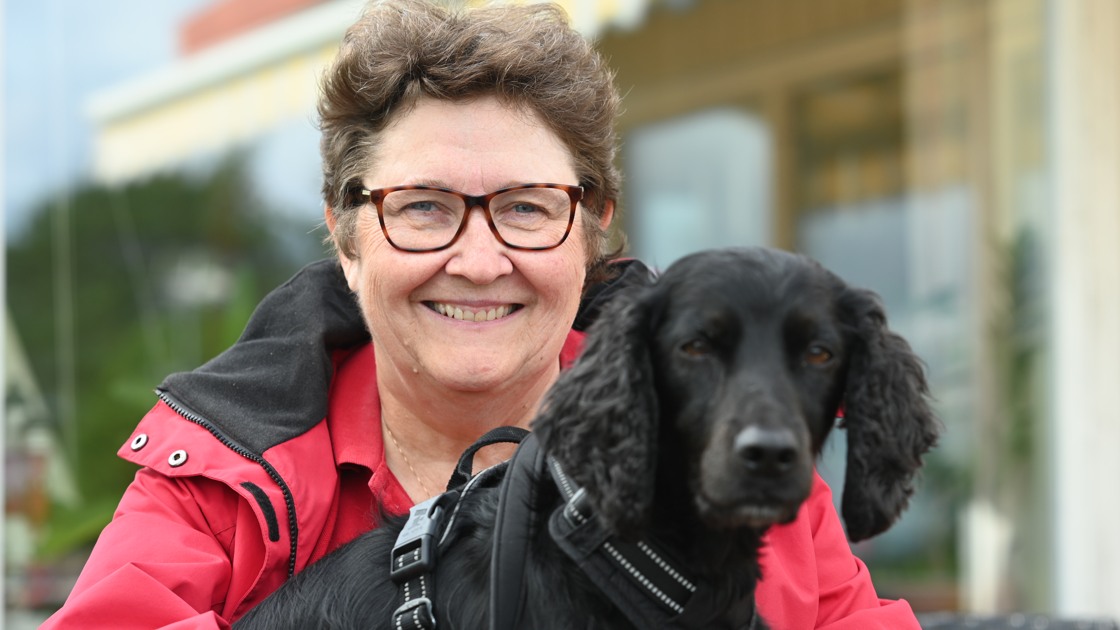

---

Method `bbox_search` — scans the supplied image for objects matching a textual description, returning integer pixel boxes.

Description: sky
[3,0,210,240]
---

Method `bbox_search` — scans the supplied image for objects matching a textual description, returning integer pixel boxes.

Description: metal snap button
[168,449,189,467]
[129,434,149,451]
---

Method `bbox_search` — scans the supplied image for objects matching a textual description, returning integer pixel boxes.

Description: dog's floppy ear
[839,287,941,542]
[533,283,660,537]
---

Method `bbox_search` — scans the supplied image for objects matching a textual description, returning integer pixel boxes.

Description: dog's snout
[734,426,798,476]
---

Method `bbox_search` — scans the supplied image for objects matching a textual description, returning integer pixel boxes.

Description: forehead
[368,96,577,189]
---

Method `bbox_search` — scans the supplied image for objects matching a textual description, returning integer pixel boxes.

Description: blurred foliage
[994,228,1044,472]
[6,154,322,559]
[988,226,1047,610]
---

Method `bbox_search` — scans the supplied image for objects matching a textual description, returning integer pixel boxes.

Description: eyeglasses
[358,183,584,252]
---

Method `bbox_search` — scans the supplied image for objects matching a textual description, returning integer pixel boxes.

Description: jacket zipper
[155,389,300,578]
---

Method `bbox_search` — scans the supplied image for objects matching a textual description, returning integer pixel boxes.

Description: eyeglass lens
[380,186,574,250]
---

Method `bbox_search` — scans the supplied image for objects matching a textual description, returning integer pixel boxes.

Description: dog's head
[535,247,940,543]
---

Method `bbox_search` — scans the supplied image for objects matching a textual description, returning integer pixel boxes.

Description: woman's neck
[375,357,560,501]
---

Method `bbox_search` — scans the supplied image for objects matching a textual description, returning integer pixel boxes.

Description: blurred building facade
[75,0,1120,620]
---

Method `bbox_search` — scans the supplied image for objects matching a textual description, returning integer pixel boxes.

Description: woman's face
[333,96,609,395]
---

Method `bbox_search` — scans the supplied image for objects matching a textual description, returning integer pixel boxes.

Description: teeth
[430,302,513,322]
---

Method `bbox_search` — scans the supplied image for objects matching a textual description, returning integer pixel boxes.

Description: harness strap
[446,426,530,491]
[489,434,546,630]
[546,458,759,630]
[546,459,693,627]
[390,492,457,630]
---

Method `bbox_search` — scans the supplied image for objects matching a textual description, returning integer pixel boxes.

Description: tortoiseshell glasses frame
[357,183,584,252]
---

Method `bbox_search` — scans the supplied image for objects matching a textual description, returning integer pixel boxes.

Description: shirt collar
[327,344,383,471]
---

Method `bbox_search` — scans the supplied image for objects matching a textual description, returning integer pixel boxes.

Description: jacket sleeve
[757,473,922,629]
[40,468,246,630]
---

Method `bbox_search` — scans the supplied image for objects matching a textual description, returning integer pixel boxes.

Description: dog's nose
[734,426,798,476]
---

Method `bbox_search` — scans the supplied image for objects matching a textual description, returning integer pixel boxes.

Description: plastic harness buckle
[391,494,451,582]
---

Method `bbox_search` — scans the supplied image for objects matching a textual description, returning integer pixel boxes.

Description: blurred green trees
[6,155,322,559]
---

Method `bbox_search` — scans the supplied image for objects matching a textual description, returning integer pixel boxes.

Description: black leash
[489,433,547,630]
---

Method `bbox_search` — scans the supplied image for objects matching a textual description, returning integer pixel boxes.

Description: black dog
[234,246,940,629]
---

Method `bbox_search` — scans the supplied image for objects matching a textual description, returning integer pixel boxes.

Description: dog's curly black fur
[234,247,940,629]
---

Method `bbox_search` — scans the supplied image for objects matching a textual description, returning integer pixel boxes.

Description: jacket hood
[158,257,655,456]
[159,259,366,455]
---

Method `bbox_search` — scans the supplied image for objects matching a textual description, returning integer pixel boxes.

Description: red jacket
[42,260,920,629]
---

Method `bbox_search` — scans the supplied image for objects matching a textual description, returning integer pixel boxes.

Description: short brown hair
[319,0,624,279]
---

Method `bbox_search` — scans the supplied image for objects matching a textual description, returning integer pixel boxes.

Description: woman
[43,1,922,628]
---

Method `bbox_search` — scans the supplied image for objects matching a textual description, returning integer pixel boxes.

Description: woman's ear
[599,200,615,230]
[325,206,361,293]
[337,253,361,294]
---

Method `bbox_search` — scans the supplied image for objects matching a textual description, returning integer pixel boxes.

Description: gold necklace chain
[382,417,435,499]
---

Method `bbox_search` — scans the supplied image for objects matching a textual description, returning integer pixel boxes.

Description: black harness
[389,428,759,630]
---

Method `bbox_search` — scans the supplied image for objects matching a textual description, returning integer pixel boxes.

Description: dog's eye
[804,345,833,366]
[680,338,713,357]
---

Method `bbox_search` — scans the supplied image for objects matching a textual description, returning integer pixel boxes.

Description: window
[624,108,772,268]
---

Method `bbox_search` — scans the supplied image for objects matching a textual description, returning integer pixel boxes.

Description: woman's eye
[680,338,712,357]
[404,200,438,213]
[511,202,545,215]
[804,345,833,366]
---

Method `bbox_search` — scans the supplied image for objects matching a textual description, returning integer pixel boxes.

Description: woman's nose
[443,206,514,283]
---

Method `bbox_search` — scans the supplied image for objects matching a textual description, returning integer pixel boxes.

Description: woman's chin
[416,355,517,392]
[421,351,560,401]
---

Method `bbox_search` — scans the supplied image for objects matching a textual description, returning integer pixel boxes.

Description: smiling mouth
[426,301,521,322]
